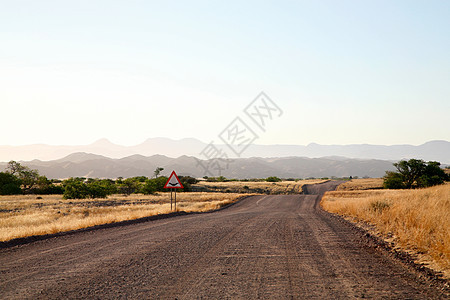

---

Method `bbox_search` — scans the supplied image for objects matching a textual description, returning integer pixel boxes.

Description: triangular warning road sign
[164,170,184,189]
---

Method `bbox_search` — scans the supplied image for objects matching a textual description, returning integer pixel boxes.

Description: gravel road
[0,181,447,299]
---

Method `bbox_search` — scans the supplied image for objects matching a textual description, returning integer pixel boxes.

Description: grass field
[336,178,384,191]
[193,179,327,194]
[0,192,251,242]
[322,183,450,278]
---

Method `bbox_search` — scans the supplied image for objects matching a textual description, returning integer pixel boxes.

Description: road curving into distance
[0,181,447,299]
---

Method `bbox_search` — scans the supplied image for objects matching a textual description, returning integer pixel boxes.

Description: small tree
[154,167,164,178]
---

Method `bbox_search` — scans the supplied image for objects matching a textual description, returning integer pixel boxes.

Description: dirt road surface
[0,181,447,299]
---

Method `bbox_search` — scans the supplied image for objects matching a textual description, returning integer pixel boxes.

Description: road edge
[318,194,450,296]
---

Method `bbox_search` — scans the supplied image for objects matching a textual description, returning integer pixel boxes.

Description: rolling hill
[0,138,448,164]
[0,152,395,179]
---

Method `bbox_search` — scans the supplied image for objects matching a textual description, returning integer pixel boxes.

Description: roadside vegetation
[383,159,449,189]
[0,161,63,195]
[322,159,450,279]
[0,161,198,198]
[336,178,384,191]
[0,192,250,242]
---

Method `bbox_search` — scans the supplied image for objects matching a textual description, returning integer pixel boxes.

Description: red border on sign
[164,170,184,189]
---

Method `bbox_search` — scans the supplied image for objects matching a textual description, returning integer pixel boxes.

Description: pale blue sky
[1,0,449,146]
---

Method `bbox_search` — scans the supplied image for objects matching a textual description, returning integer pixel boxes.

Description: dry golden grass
[336,178,384,191]
[322,184,450,278]
[194,179,327,194]
[0,192,250,242]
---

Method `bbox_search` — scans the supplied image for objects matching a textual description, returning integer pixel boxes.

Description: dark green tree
[384,159,449,189]
[5,160,40,193]
[383,171,405,189]
[393,159,426,189]
[5,161,24,176]
[0,172,22,195]
[417,161,448,187]
[33,175,63,194]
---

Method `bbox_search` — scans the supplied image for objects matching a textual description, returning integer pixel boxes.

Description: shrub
[117,178,141,195]
[142,176,168,194]
[63,178,89,199]
[63,178,116,199]
[206,176,227,182]
[86,181,109,198]
[266,176,281,182]
[370,200,390,213]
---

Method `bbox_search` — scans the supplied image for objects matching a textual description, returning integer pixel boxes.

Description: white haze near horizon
[1,1,449,147]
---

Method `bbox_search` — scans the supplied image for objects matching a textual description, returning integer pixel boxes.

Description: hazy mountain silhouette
[0,138,448,163]
[0,152,396,179]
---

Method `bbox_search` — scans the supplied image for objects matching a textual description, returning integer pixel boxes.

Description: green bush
[142,176,168,194]
[86,181,109,198]
[266,176,281,182]
[63,178,116,199]
[117,177,140,195]
[206,176,227,182]
[63,178,89,199]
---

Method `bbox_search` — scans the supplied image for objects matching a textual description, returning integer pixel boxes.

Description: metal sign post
[164,170,184,211]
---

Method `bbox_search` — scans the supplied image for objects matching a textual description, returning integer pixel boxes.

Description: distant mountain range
[0,138,449,164]
[0,152,396,179]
